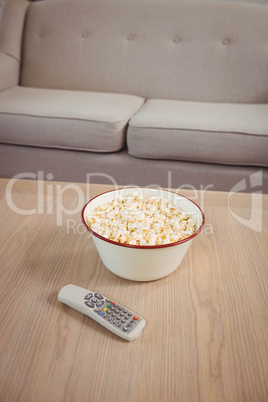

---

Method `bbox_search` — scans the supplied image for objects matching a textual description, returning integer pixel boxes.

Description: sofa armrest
[0,51,19,92]
[0,0,30,61]
[0,0,30,91]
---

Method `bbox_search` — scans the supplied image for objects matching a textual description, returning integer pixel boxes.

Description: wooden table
[0,178,267,402]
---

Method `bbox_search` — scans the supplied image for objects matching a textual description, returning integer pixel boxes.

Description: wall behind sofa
[105,0,268,4]
[28,0,268,4]
[185,0,268,4]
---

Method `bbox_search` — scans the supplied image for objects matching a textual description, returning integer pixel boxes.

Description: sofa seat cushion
[0,86,144,152]
[127,99,268,167]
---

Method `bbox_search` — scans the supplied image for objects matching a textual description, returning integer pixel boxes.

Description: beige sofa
[0,0,268,192]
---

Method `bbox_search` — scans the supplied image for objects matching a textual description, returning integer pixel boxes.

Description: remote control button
[106,299,110,302]
[127,323,132,327]
[113,320,117,324]
[128,313,133,317]
[96,300,104,308]
[107,310,111,314]
[119,307,123,311]
[123,327,128,332]
[123,310,127,313]
[85,301,94,308]
[84,293,93,300]
[117,324,122,328]
[103,308,107,312]
[112,313,116,317]
[131,319,134,323]
[125,316,129,320]
[110,302,114,305]
[121,319,126,323]
[115,309,119,313]
[107,304,111,308]
[116,316,121,320]
[111,306,115,311]
[103,313,107,318]
[91,298,98,304]
[94,309,99,313]
[94,293,104,300]
[134,316,139,320]
[120,312,124,316]
[108,317,112,321]
[114,304,118,307]
[99,311,103,316]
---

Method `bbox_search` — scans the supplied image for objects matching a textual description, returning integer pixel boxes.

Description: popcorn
[86,193,197,246]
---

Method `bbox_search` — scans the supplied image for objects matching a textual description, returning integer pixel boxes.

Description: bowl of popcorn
[82,187,204,281]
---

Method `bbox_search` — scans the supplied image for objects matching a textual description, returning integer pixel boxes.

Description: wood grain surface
[0,178,267,402]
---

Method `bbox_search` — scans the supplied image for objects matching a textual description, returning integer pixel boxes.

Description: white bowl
[82,187,204,281]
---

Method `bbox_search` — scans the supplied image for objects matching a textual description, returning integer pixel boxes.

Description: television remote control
[58,284,146,341]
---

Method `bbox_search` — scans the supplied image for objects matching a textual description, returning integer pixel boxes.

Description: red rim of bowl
[81,187,205,249]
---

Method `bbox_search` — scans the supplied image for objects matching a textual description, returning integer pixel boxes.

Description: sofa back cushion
[21,0,268,103]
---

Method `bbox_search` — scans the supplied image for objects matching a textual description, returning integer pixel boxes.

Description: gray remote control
[58,284,146,341]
